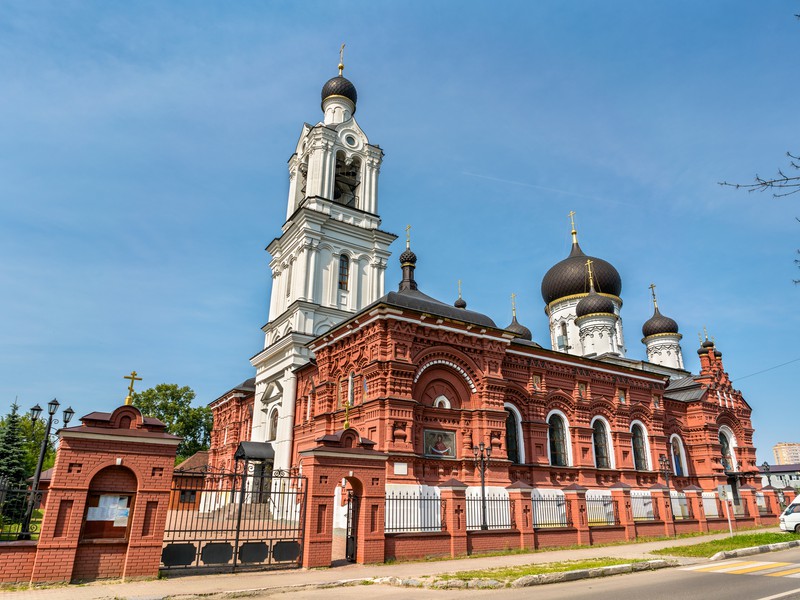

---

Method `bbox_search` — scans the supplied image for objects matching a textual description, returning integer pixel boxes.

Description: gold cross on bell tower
[649,283,659,309]
[123,371,142,406]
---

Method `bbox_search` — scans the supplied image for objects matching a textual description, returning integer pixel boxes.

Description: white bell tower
[250,54,396,469]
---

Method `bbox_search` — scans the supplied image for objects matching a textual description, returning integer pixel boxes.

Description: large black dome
[321,75,358,109]
[642,307,679,338]
[541,241,622,305]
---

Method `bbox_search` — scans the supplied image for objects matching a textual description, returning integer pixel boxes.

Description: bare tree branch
[719,152,800,197]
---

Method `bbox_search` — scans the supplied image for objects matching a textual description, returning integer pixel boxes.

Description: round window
[345,135,356,146]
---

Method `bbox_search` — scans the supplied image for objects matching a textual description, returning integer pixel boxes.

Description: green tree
[131,384,212,461]
[0,410,55,480]
[0,403,27,485]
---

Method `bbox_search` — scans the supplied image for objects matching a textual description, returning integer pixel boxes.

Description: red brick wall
[533,528,579,549]
[588,526,626,545]
[0,544,36,583]
[72,542,127,582]
[466,530,520,555]
[633,522,666,538]
[384,533,450,560]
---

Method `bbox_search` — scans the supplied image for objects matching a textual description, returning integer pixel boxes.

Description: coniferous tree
[0,403,26,485]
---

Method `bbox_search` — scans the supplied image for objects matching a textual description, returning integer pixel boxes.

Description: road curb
[709,539,800,561]
[373,559,676,590]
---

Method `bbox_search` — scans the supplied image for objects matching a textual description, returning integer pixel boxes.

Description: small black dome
[399,248,417,265]
[541,241,622,305]
[642,307,679,338]
[576,289,615,318]
[454,297,467,309]
[321,76,358,109]
[702,339,714,348]
[505,316,532,341]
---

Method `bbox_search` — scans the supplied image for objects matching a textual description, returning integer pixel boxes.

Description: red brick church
[206,60,772,565]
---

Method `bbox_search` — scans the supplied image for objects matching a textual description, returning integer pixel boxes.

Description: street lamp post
[472,442,492,531]
[659,454,671,490]
[762,461,772,487]
[18,399,74,540]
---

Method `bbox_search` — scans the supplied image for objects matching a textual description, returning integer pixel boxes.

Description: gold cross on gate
[123,371,142,405]
[457,279,462,299]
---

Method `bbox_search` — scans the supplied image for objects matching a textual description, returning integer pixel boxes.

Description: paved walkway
[4,529,779,600]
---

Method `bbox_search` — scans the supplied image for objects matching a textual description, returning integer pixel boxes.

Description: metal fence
[671,493,693,520]
[531,496,572,528]
[756,493,772,515]
[161,466,306,572]
[0,481,43,542]
[384,491,445,533]
[702,493,721,518]
[586,496,619,526]
[465,494,513,531]
[631,493,658,521]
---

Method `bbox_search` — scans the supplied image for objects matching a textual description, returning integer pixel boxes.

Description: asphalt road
[266,547,800,600]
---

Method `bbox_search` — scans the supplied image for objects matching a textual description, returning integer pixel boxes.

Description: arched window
[631,423,649,470]
[548,413,569,467]
[670,435,687,476]
[505,410,520,464]
[592,419,611,469]
[719,428,737,472]
[347,372,355,406]
[268,409,279,442]
[433,395,451,409]
[338,254,350,291]
[362,376,368,401]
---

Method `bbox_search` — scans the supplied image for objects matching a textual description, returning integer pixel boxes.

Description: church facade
[207,60,774,564]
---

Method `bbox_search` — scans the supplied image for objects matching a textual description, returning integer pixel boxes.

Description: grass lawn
[653,532,800,558]
[437,557,647,581]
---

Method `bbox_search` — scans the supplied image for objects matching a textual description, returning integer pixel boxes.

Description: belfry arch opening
[333,152,361,208]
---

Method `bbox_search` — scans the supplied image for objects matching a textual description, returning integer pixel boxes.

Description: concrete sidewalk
[4,529,781,600]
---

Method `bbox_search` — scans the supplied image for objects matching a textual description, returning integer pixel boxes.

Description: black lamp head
[63,406,75,426]
[30,404,42,422]
[47,398,60,416]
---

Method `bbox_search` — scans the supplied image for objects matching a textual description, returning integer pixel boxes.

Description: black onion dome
[541,242,622,305]
[454,297,467,309]
[576,289,615,318]
[642,307,679,338]
[505,316,533,341]
[321,76,358,109]
[399,248,417,264]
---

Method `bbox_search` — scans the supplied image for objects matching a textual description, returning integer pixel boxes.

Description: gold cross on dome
[568,210,576,231]
[458,279,462,299]
[649,283,658,308]
[511,292,517,317]
[339,43,346,75]
[123,371,142,406]
[405,224,411,249]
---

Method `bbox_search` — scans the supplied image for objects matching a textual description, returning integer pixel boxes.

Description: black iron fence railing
[531,496,572,528]
[465,494,513,531]
[384,492,445,533]
[671,493,693,520]
[586,496,620,526]
[0,482,43,542]
[631,494,659,521]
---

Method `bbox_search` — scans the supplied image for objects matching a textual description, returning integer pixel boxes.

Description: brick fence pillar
[650,484,675,537]
[782,487,797,507]
[439,479,467,558]
[30,405,179,584]
[563,484,589,546]
[761,487,782,519]
[506,481,534,550]
[683,485,707,532]
[610,483,635,540]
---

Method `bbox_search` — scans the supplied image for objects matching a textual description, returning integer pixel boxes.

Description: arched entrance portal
[331,477,362,565]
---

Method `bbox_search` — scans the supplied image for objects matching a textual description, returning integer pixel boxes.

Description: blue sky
[1,1,797,463]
